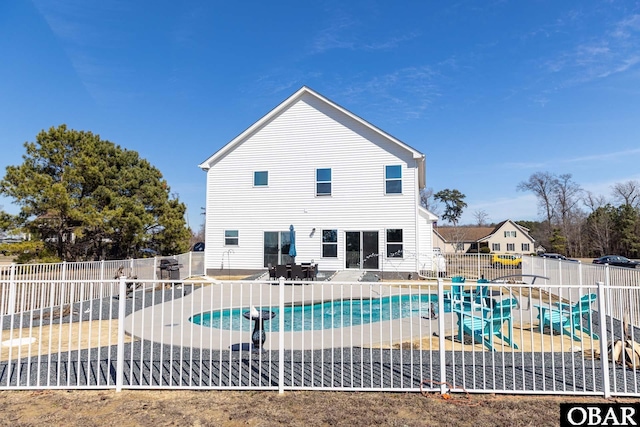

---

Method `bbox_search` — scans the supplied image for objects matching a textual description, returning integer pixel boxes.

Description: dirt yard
[0,389,637,426]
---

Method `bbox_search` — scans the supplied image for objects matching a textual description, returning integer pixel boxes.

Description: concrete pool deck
[123,279,601,354]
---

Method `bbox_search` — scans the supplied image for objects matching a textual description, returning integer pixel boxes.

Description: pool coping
[123,281,454,351]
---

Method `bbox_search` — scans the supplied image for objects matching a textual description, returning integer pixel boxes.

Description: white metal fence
[0,252,205,316]
[1,268,640,396]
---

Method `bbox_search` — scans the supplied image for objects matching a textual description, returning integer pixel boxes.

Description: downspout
[201,165,210,276]
[414,158,420,275]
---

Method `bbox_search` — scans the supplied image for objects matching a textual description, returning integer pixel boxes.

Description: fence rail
[0,252,204,316]
[1,269,640,396]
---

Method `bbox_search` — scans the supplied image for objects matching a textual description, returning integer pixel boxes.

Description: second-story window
[254,171,268,187]
[316,168,331,196]
[385,165,402,194]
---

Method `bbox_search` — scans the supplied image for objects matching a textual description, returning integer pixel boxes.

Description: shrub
[0,241,60,263]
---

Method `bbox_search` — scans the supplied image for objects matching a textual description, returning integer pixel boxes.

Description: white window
[492,243,500,252]
[385,165,402,194]
[504,231,516,238]
[322,229,337,257]
[386,229,403,258]
[522,243,530,252]
[254,171,268,187]
[224,230,238,246]
[316,168,331,196]
[507,243,515,251]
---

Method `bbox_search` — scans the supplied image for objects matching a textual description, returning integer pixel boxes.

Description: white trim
[199,87,426,190]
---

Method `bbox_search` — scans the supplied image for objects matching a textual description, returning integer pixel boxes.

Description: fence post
[578,261,583,287]
[188,251,193,278]
[596,281,610,398]
[278,276,285,394]
[61,261,67,305]
[437,278,447,394]
[115,276,127,392]
[558,261,563,287]
[7,263,16,316]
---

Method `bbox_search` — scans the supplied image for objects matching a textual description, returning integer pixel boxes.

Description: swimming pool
[190,293,452,332]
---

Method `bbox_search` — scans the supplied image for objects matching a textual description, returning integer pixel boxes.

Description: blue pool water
[190,294,452,332]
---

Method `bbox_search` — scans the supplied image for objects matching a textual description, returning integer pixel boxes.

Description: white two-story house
[198,87,437,277]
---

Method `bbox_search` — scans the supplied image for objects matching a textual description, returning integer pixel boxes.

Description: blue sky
[1,1,640,229]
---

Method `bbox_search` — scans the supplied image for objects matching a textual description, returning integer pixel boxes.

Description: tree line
[0,125,191,262]
[423,172,640,258]
[517,172,640,258]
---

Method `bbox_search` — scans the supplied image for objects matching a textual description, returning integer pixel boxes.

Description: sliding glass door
[345,231,379,269]
[264,231,293,267]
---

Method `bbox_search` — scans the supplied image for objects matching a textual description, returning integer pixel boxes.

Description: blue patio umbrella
[288,224,297,261]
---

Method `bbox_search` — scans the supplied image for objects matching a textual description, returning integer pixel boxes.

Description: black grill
[158,258,182,281]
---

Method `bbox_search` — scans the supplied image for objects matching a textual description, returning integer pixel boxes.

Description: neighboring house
[433,220,536,254]
[198,86,438,277]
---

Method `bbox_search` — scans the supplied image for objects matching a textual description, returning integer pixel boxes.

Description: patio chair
[445,283,485,312]
[466,278,492,308]
[453,298,519,352]
[443,284,467,309]
[290,264,304,281]
[275,264,288,279]
[533,293,599,342]
[268,264,277,280]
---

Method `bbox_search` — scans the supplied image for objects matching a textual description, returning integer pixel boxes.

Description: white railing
[1,274,639,396]
[524,256,640,327]
[0,252,205,316]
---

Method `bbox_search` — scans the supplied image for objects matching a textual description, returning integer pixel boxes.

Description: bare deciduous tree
[612,180,640,208]
[517,172,557,228]
[583,191,607,213]
[473,209,490,226]
[420,187,440,216]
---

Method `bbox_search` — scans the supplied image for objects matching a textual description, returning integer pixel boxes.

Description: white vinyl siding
[203,93,426,271]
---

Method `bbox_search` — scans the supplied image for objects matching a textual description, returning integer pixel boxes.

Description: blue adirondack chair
[453,298,519,351]
[467,278,492,307]
[533,293,599,342]
[444,284,476,311]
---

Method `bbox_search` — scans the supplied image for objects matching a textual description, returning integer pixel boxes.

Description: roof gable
[435,226,495,242]
[198,87,426,187]
[435,220,535,243]
[479,219,533,242]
